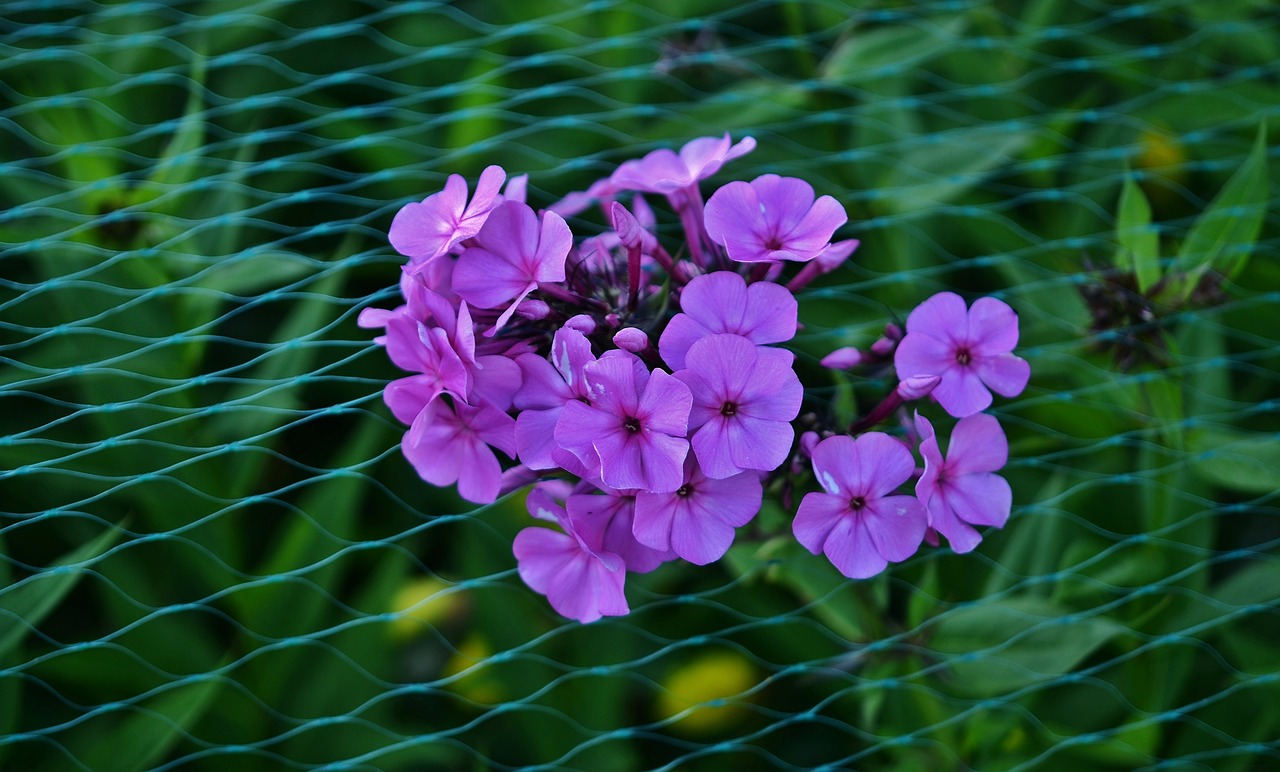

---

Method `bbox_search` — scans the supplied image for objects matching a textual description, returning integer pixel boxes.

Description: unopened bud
[515,298,551,320]
[564,314,596,334]
[896,374,941,401]
[799,431,821,458]
[613,327,650,352]
[820,347,863,370]
[870,336,897,357]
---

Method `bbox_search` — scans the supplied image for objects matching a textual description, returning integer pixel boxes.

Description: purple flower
[676,334,802,479]
[793,433,928,579]
[452,200,572,333]
[569,487,672,573]
[380,315,469,419]
[704,174,847,263]
[611,134,756,194]
[893,292,1030,418]
[633,456,762,565]
[915,412,1011,553]
[554,353,692,493]
[658,271,797,371]
[390,165,506,269]
[513,485,628,623]
[512,328,596,469]
[402,398,516,504]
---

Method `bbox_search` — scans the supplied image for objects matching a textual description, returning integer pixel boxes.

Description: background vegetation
[1,0,1277,768]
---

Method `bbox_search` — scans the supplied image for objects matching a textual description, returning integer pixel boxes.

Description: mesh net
[2,0,1279,768]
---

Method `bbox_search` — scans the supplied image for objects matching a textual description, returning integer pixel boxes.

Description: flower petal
[946,413,1009,474]
[862,495,928,562]
[976,353,1031,399]
[905,291,969,346]
[967,296,1020,354]
[792,492,847,555]
[823,515,888,580]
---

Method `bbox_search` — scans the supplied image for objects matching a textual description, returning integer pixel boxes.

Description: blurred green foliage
[1,0,1278,769]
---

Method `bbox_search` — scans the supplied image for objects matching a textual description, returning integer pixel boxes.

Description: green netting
[2,0,1279,768]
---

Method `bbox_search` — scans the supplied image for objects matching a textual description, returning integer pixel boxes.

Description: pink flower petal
[946,413,1009,475]
[823,515,888,579]
[976,353,1031,399]
[792,492,847,555]
[862,495,928,562]
[968,296,1020,354]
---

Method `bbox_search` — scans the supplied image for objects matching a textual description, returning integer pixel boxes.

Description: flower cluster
[362,135,1030,623]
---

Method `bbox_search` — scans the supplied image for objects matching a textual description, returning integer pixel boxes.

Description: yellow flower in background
[442,633,505,705]
[388,576,467,641]
[1136,127,1188,207]
[655,650,758,735]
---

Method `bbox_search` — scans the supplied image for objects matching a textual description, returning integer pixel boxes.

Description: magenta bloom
[611,134,756,194]
[704,174,847,263]
[569,488,671,573]
[390,165,506,269]
[894,292,1030,418]
[402,398,516,504]
[513,486,628,623]
[915,412,1012,553]
[554,353,692,493]
[512,328,596,469]
[676,334,802,479]
[658,271,797,371]
[633,456,762,565]
[452,200,572,333]
[793,433,928,579]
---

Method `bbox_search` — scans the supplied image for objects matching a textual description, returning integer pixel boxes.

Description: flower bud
[564,314,596,334]
[613,327,650,352]
[799,431,821,458]
[897,373,941,401]
[515,298,551,320]
[820,347,863,370]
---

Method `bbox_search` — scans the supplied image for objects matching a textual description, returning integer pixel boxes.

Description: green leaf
[878,126,1034,214]
[0,526,123,660]
[723,538,870,641]
[1173,123,1269,297]
[928,596,1125,697]
[70,676,223,772]
[821,15,966,86]
[1188,426,1280,494]
[144,56,208,192]
[1115,174,1160,293]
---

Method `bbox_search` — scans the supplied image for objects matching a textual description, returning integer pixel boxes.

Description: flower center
[955,347,972,366]
[623,417,642,433]
[720,401,738,417]
[676,484,692,498]
[849,496,866,511]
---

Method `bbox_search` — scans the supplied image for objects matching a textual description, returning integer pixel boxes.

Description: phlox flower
[380,315,469,422]
[914,412,1012,553]
[512,327,597,469]
[569,486,672,573]
[675,334,802,479]
[633,456,762,565]
[894,292,1030,417]
[704,174,847,263]
[452,200,572,333]
[513,485,628,623]
[390,165,506,269]
[793,433,928,579]
[658,271,797,371]
[402,398,516,504]
[555,353,692,494]
[611,133,756,194]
